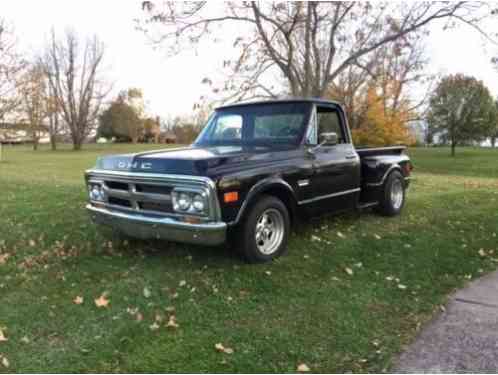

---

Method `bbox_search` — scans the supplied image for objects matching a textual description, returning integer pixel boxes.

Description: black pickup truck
[85,99,412,262]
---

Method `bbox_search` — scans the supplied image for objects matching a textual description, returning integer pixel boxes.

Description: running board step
[357,201,379,210]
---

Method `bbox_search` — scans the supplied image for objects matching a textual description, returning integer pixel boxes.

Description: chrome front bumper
[87,204,227,246]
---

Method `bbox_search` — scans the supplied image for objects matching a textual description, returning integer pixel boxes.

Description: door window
[316,107,346,144]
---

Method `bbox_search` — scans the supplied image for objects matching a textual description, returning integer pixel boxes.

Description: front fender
[228,177,297,226]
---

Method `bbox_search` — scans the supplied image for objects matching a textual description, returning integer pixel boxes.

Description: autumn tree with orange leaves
[351,81,415,146]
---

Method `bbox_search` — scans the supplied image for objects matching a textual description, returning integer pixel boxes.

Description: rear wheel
[237,195,290,263]
[376,170,405,216]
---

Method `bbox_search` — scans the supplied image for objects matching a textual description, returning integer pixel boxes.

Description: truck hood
[94,145,299,177]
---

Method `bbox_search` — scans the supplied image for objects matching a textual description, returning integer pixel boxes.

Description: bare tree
[329,33,430,130]
[41,29,109,150]
[46,83,61,151]
[0,19,26,121]
[18,63,49,150]
[139,2,490,100]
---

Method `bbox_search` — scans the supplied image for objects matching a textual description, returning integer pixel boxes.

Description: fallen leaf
[0,254,9,265]
[149,322,160,331]
[143,287,151,298]
[20,336,30,344]
[398,284,407,290]
[29,239,36,247]
[179,280,187,287]
[0,330,7,342]
[478,249,487,257]
[265,270,272,276]
[166,315,179,329]
[337,231,345,238]
[297,363,310,372]
[73,296,84,305]
[1,356,9,368]
[344,267,353,276]
[374,234,382,240]
[94,294,110,308]
[214,343,234,354]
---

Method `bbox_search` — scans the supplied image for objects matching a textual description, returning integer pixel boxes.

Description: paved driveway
[393,270,498,373]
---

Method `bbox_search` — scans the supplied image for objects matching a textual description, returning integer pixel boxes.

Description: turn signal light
[224,191,239,203]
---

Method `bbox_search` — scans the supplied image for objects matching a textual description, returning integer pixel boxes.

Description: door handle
[345,154,357,159]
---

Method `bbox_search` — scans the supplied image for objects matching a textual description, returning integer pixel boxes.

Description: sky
[3,0,498,120]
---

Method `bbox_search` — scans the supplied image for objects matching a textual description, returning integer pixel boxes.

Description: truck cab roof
[216,98,343,110]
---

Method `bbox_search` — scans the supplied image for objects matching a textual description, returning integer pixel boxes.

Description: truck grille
[102,179,174,216]
[85,170,221,221]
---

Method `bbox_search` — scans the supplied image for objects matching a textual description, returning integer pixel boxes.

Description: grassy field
[0,144,497,373]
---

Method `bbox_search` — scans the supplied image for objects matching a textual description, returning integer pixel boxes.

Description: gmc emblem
[117,161,153,170]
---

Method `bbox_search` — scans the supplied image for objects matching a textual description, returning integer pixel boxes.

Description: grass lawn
[0,144,497,373]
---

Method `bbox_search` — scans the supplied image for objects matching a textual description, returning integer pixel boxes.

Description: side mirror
[307,132,339,157]
[319,132,338,146]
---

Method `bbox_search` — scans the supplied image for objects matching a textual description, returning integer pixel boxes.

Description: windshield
[194,102,312,146]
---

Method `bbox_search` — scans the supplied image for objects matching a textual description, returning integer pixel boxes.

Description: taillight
[403,162,413,176]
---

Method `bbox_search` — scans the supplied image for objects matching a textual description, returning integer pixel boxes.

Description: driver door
[304,104,360,214]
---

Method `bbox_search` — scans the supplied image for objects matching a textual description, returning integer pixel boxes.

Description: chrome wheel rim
[391,179,404,210]
[255,208,284,255]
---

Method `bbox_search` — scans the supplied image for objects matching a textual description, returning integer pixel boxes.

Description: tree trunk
[50,135,57,151]
[491,136,496,148]
[33,138,39,151]
[451,140,456,156]
[72,133,83,150]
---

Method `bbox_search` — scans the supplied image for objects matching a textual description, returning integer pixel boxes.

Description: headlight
[88,183,105,201]
[192,193,205,212]
[178,192,192,210]
[172,190,208,215]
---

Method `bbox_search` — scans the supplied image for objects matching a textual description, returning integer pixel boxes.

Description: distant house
[0,123,50,144]
[159,131,177,144]
[406,120,427,145]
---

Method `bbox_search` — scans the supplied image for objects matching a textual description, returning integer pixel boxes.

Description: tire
[375,170,405,216]
[237,195,290,263]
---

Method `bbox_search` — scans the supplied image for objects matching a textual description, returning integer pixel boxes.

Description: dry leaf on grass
[0,254,9,265]
[143,287,151,298]
[214,343,234,354]
[0,330,7,342]
[344,267,353,276]
[297,363,310,372]
[94,294,110,308]
[73,296,84,305]
[166,315,179,329]
[0,356,9,368]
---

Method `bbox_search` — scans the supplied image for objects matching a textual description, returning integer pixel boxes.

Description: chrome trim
[356,146,406,153]
[365,165,401,187]
[297,179,310,187]
[85,169,222,221]
[298,187,360,205]
[87,204,226,246]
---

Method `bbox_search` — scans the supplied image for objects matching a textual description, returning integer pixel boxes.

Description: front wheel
[375,170,406,216]
[238,195,290,263]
